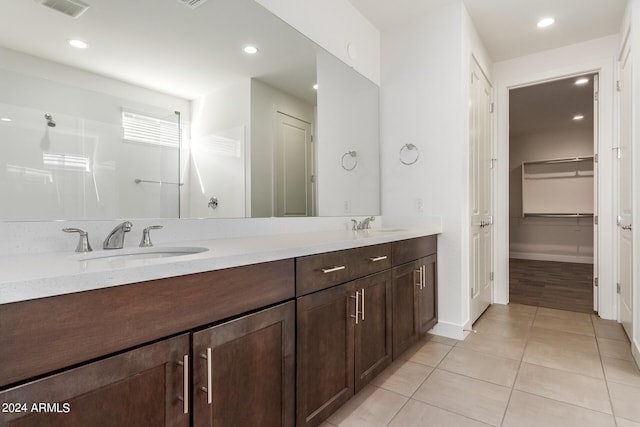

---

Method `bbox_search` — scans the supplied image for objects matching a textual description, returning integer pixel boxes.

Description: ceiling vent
[35,0,90,18]
[176,0,209,9]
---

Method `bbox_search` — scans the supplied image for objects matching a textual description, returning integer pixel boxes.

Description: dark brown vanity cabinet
[391,236,438,358]
[192,301,295,427]
[0,334,191,427]
[295,245,393,427]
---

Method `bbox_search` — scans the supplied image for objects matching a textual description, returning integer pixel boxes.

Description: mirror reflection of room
[0,0,380,221]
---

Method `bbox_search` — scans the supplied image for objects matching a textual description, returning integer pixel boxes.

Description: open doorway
[508,74,597,314]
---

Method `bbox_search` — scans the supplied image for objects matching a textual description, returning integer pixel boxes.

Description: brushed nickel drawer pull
[369,255,388,262]
[421,265,426,290]
[200,348,212,404]
[321,265,346,274]
[176,355,189,414]
[361,288,365,321]
[415,269,422,288]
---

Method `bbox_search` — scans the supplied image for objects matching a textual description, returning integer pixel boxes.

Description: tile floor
[320,304,640,427]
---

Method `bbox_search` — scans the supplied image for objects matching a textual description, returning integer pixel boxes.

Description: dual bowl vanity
[0,221,440,426]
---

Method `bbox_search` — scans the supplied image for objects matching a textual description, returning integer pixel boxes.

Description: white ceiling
[0,0,319,102]
[348,0,628,62]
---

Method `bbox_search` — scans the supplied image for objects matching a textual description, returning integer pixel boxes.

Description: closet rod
[523,213,594,218]
[523,156,593,166]
[134,179,184,186]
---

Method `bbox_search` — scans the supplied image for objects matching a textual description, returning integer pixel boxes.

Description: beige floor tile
[472,316,532,338]
[617,418,640,427]
[370,359,433,397]
[533,311,595,336]
[438,346,520,387]
[480,304,537,324]
[598,337,634,361]
[388,399,492,427]
[602,357,640,387]
[319,422,336,427]
[413,369,511,426]
[327,385,407,427]
[592,316,629,341]
[528,326,599,354]
[537,307,592,322]
[457,330,527,361]
[608,381,640,422]
[398,340,452,367]
[522,340,604,379]
[514,362,612,414]
[502,390,616,427]
[425,333,459,346]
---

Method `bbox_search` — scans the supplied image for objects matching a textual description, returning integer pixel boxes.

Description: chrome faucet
[351,217,375,230]
[103,221,133,249]
[139,225,163,247]
[63,227,92,252]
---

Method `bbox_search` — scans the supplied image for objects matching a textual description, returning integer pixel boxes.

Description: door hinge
[594,277,598,287]
[616,80,622,92]
[310,175,316,183]
[490,272,494,281]
[594,215,598,225]
[617,283,621,294]
[594,153,598,163]
[310,135,314,142]
[489,102,495,113]
[594,91,599,101]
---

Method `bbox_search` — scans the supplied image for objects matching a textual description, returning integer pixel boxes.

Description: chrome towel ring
[400,143,419,165]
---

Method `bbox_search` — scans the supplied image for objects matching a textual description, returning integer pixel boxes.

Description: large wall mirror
[0,0,380,221]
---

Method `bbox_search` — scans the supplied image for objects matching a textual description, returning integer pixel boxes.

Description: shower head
[44,113,56,127]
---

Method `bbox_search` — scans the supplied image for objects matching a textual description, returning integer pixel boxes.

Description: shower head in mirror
[44,113,56,127]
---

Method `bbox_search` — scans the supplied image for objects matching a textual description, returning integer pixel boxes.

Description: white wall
[493,35,618,319]
[250,79,315,217]
[316,51,380,216]
[254,0,380,85]
[187,80,251,218]
[380,1,491,339]
[510,128,594,263]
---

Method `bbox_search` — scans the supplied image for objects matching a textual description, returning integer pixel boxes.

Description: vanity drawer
[392,235,437,266]
[296,243,391,296]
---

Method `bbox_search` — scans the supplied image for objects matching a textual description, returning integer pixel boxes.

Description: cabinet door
[0,334,190,427]
[419,254,438,334]
[192,301,295,427]
[391,261,421,359]
[296,282,355,427]
[353,270,392,392]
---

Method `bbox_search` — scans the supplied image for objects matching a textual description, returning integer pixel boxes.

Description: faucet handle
[140,225,163,247]
[63,228,93,253]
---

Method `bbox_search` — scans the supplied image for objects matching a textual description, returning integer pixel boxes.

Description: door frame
[494,58,617,320]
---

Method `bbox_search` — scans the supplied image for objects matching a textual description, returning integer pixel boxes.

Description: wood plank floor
[509,258,595,314]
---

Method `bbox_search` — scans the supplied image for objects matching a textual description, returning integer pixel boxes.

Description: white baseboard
[633,341,640,371]
[429,321,467,341]
[510,252,593,264]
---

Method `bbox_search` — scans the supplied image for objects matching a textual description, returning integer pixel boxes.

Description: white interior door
[618,33,633,338]
[470,57,493,323]
[275,112,313,217]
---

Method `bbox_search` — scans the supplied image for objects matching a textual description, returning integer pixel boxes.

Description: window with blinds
[122,111,180,148]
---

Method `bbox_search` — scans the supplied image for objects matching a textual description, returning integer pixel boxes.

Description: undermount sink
[75,246,208,262]
[368,228,407,233]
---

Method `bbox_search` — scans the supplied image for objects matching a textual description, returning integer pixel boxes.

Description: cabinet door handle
[369,255,388,262]
[200,348,212,404]
[421,265,426,290]
[321,265,346,274]
[415,269,422,288]
[176,355,189,414]
[361,288,365,321]
[350,291,360,324]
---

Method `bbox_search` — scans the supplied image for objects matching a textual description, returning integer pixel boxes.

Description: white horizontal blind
[122,111,180,148]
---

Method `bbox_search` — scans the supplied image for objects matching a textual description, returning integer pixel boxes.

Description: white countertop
[0,224,441,305]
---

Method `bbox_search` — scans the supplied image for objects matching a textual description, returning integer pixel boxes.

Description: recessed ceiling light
[573,115,584,120]
[575,78,589,85]
[243,45,258,54]
[537,17,555,28]
[313,84,318,90]
[68,39,89,49]
[1,117,12,122]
